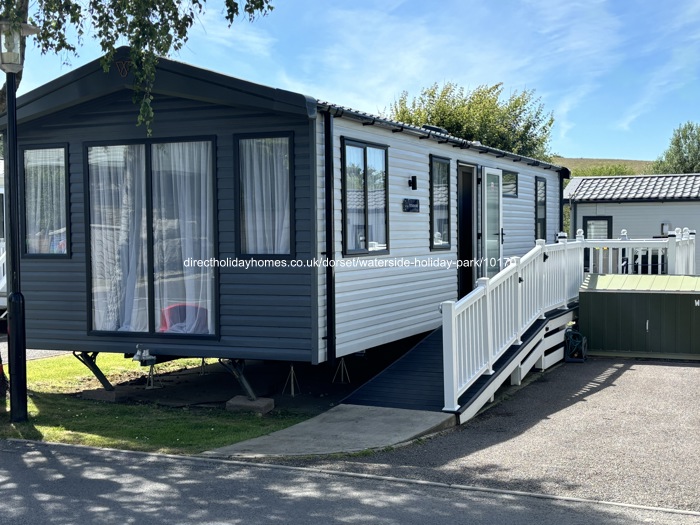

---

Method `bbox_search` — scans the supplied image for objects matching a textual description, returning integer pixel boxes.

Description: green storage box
[579,274,700,359]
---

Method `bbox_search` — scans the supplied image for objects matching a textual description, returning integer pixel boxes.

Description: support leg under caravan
[218,359,257,401]
[73,352,114,391]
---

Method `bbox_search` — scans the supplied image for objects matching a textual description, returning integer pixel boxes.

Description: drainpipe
[323,110,336,363]
[558,168,570,234]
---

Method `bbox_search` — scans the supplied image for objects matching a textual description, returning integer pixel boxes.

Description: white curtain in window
[89,145,148,332]
[152,141,214,334]
[240,137,291,254]
[24,148,67,254]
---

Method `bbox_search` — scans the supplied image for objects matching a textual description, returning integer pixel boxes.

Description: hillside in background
[553,157,653,175]
[554,157,654,235]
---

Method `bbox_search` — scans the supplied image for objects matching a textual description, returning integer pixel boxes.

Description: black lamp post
[1,21,38,422]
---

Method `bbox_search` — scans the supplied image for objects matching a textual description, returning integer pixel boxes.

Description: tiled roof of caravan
[564,174,700,202]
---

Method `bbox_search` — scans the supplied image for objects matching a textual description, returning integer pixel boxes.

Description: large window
[88,141,215,335]
[342,138,388,255]
[535,177,546,241]
[238,134,292,255]
[23,147,68,255]
[430,155,450,250]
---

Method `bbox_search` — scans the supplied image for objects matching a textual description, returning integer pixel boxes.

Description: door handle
[501,228,505,245]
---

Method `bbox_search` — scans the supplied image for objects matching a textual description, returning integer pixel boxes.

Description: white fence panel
[441,228,696,412]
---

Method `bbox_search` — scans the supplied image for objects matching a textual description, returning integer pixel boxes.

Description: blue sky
[19,0,700,161]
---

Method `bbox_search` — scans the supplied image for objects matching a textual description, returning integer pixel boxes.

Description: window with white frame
[342,138,388,255]
[88,141,215,335]
[23,147,68,255]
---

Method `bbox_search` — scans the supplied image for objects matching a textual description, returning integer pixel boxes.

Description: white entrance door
[483,167,503,278]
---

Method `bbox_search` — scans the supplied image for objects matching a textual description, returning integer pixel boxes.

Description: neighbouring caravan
[565,174,700,273]
[0,48,569,366]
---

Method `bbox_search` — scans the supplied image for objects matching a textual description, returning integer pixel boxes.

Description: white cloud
[273,0,623,145]
[520,0,623,140]
[616,0,700,130]
[184,7,276,60]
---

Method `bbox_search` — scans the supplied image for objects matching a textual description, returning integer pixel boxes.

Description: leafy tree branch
[0,0,273,133]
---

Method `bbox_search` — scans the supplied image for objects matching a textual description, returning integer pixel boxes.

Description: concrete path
[203,404,456,457]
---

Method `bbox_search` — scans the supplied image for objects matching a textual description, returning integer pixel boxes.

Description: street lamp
[0,21,38,422]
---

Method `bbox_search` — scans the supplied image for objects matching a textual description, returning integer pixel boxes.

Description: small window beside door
[535,177,546,241]
[502,170,518,198]
[430,155,450,250]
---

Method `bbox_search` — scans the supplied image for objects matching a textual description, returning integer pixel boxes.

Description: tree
[389,82,554,160]
[0,0,273,132]
[651,121,700,174]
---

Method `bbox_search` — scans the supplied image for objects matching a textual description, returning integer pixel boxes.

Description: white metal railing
[441,227,696,412]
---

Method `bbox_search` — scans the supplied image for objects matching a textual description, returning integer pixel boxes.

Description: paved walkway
[204,404,455,457]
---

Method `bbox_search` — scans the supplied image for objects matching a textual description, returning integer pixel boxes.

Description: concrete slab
[202,404,456,458]
[225,395,274,415]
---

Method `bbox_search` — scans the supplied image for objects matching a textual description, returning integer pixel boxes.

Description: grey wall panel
[18,92,317,361]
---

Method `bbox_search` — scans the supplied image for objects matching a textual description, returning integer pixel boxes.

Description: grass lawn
[0,353,308,455]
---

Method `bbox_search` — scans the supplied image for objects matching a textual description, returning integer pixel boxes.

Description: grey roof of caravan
[317,102,570,176]
[564,173,700,202]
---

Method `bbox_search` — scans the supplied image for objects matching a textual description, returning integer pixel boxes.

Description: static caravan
[1,48,569,370]
[565,174,700,272]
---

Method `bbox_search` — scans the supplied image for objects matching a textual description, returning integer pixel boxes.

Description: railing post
[667,231,677,275]
[558,232,568,308]
[576,228,586,275]
[536,240,546,318]
[477,276,494,374]
[618,229,628,274]
[690,230,696,275]
[513,256,522,344]
[441,300,460,412]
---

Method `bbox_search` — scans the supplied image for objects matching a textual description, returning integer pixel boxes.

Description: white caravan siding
[485,163,561,260]
[318,116,564,359]
[329,119,458,357]
[575,201,700,274]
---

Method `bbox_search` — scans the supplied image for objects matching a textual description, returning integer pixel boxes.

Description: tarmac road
[0,440,698,525]
[247,359,700,514]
